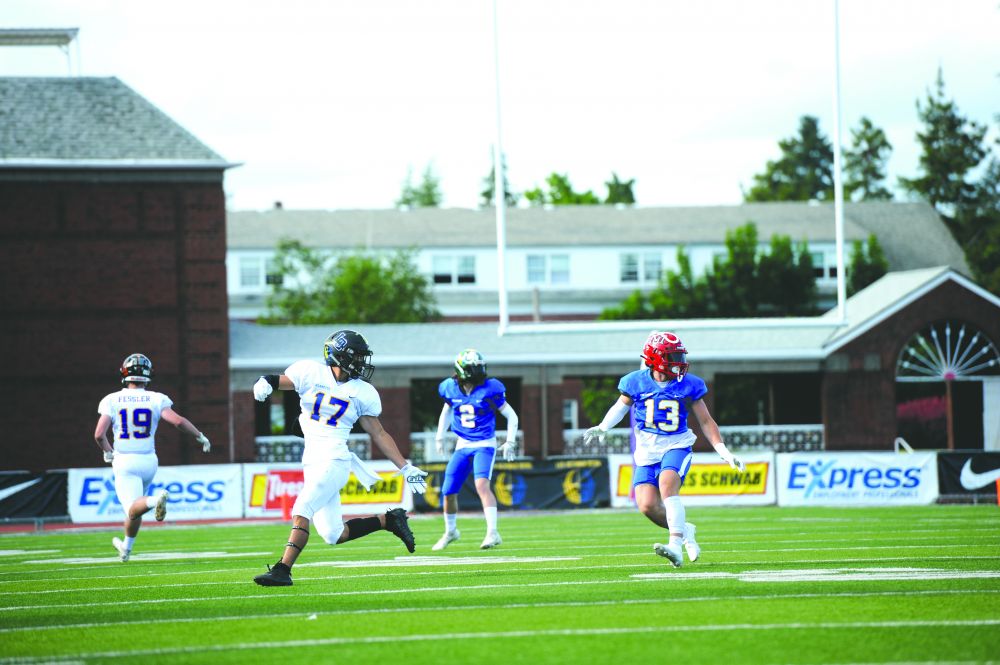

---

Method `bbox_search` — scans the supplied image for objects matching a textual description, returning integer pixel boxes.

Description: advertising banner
[413,458,610,512]
[0,471,68,519]
[68,464,244,523]
[609,452,776,508]
[937,451,1000,500]
[242,460,412,518]
[776,452,939,506]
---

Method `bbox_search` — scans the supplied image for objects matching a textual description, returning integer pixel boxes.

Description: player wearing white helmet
[94,353,212,562]
[251,330,428,587]
[585,332,746,568]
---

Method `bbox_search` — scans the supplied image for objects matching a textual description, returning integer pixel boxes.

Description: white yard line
[2,619,999,663]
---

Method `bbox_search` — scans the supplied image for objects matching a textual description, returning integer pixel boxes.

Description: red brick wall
[0,179,231,471]
[823,280,1000,450]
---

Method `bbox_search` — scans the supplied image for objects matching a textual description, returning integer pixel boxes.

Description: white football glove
[720,451,747,473]
[197,433,211,453]
[498,439,518,462]
[253,377,273,402]
[396,463,428,495]
[435,437,445,456]
[103,450,114,463]
[583,426,606,445]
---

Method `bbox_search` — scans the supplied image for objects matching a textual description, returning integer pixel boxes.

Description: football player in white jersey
[93,353,212,562]
[251,330,429,587]
[585,332,746,567]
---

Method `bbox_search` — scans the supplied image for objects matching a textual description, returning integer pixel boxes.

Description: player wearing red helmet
[585,331,746,568]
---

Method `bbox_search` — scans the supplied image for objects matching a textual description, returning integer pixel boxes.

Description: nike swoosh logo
[959,459,1000,490]
[0,478,42,502]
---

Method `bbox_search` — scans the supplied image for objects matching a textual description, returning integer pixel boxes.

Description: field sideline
[1,506,998,664]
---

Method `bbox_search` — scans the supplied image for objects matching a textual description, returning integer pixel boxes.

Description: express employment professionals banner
[608,452,776,508]
[68,464,244,523]
[242,460,412,518]
[776,452,939,506]
[937,451,1000,500]
[413,457,610,512]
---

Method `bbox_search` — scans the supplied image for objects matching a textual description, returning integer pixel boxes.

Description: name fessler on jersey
[285,359,381,463]
[439,377,506,442]
[618,369,707,464]
[97,389,173,454]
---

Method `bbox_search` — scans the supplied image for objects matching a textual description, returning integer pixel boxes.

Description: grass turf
[0,505,998,664]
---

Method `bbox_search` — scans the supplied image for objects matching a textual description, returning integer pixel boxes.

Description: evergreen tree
[744,116,834,202]
[843,117,894,201]
[847,234,889,296]
[524,173,600,205]
[605,172,636,204]
[480,149,518,207]
[397,164,443,207]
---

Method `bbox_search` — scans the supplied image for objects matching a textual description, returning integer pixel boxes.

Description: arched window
[896,320,1000,382]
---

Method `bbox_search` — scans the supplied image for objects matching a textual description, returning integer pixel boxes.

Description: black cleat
[253,561,292,587]
[385,508,416,553]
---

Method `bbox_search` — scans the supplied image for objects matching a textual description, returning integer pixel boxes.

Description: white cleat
[153,490,169,522]
[480,531,502,550]
[682,522,701,562]
[112,536,130,563]
[653,542,683,568]
[431,530,460,551]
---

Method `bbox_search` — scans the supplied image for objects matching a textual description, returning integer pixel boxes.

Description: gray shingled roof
[0,77,228,165]
[230,267,975,372]
[227,202,969,274]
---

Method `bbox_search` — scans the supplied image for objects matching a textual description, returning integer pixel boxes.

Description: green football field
[1,505,999,664]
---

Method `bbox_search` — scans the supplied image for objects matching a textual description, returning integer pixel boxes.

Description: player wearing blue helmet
[585,332,746,568]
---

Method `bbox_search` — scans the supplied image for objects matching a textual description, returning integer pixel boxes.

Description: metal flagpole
[493,0,510,336]
[832,0,847,323]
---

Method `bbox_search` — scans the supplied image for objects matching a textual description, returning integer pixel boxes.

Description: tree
[758,235,817,315]
[524,173,600,205]
[605,172,636,204]
[899,69,988,218]
[397,164,443,207]
[847,234,889,296]
[261,240,440,324]
[744,116,834,202]
[480,149,518,207]
[843,117,894,201]
[959,153,1000,294]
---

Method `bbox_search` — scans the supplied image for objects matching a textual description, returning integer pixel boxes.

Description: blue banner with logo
[413,457,610,512]
[776,452,939,506]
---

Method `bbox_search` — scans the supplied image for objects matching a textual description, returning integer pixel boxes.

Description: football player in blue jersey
[585,331,746,568]
[432,349,519,551]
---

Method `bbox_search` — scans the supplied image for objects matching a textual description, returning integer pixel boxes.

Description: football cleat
[153,490,169,522]
[480,531,502,550]
[653,542,683,568]
[112,536,129,563]
[253,561,292,587]
[385,508,416,553]
[683,522,701,562]
[431,530,460,551]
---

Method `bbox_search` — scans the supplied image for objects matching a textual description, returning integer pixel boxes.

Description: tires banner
[68,464,244,523]
[242,461,412,518]
[776,452,939,506]
[937,452,1000,500]
[413,458,610,512]
[608,452,776,508]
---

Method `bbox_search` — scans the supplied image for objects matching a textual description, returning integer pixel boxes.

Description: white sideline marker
[24,551,271,565]
[632,567,1000,583]
[298,555,578,569]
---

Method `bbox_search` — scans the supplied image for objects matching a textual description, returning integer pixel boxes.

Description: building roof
[0,77,230,168]
[230,267,985,372]
[227,201,969,274]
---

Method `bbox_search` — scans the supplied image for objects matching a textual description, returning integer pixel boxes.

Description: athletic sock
[445,512,457,533]
[484,506,498,533]
[124,536,136,551]
[664,496,686,544]
[145,495,158,510]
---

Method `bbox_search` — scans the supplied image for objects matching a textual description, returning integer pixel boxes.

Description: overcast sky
[2,0,997,211]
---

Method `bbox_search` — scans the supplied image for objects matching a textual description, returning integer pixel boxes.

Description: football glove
[253,377,273,402]
[396,463,428,495]
[498,439,518,462]
[583,426,606,445]
[103,450,114,463]
[197,433,211,453]
[435,437,445,456]
[720,451,746,473]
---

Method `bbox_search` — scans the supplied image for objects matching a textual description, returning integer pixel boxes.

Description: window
[527,254,570,285]
[433,255,476,285]
[642,253,662,282]
[620,254,639,282]
[239,256,281,289]
[562,399,579,430]
[811,252,836,280]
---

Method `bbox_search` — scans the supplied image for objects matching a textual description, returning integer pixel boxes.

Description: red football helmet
[641,331,689,379]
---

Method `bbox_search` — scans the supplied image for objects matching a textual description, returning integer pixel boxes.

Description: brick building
[0,77,235,471]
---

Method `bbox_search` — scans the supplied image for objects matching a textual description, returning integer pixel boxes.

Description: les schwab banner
[68,464,244,523]
[608,452,777,507]
[242,460,413,517]
[776,452,939,506]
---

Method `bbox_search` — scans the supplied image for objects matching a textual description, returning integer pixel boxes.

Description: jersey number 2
[458,404,477,429]
[643,399,680,432]
[310,392,349,426]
